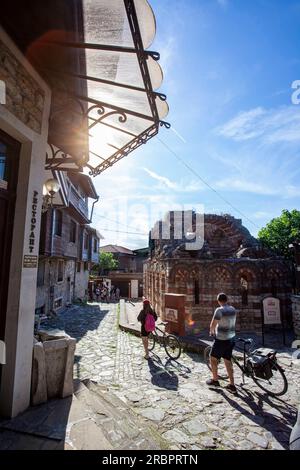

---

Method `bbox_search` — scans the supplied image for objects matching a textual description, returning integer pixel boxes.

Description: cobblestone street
[43,302,300,451]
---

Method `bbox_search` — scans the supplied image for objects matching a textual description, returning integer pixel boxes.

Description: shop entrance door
[0,130,20,357]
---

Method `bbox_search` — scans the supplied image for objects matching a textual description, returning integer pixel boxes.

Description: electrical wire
[157,135,260,231]
[91,135,262,238]
[99,228,148,236]
[92,213,147,234]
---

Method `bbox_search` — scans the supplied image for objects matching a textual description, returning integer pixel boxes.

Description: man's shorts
[210,337,235,360]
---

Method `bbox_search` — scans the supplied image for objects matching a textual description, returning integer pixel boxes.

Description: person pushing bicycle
[137,299,157,360]
[206,293,237,393]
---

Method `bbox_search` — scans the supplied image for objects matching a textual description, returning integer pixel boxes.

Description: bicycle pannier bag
[145,313,155,332]
[249,349,274,380]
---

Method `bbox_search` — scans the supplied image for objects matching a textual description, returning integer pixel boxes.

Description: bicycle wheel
[251,359,288,397]
[203,345,229,380]
[164,334,181,360]
[148,332,156,351]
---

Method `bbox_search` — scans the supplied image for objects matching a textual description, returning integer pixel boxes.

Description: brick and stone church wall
[145,258,292,336]
[145,213,293,337]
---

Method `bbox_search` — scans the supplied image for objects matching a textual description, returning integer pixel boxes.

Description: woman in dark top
[137,299,157,359]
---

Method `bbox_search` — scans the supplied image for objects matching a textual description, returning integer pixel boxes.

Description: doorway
[0,129,20,347]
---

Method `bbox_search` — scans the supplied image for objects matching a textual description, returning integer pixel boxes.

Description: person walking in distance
[206,293,237,393]
[115,287,120,301]
[95,286,100,302]
[137,299,157,360]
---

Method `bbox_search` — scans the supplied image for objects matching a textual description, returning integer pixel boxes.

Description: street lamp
[42,178,60,213]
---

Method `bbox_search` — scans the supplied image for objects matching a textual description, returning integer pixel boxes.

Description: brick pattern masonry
[145,213,293,335]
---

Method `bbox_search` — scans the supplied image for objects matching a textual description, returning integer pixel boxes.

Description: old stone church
[144,212,293,336]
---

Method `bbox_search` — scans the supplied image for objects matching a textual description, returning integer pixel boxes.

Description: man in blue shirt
[206,293,237,393]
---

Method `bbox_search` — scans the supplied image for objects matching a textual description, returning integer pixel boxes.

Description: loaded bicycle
[204,337,288,397]
[148,321,182,360]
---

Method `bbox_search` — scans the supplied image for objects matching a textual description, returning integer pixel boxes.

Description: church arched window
[240,277,248,305]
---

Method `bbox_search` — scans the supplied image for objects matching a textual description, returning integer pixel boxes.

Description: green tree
[258,209,300,259]
[98,252,118,273]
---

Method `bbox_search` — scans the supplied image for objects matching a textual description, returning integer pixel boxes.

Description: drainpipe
[72,256,77,303]
[89,196,99,223]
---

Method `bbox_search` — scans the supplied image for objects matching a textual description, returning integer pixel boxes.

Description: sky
[91,0,300,250]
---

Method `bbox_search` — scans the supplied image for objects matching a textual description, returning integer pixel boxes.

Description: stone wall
[36,259,75,315]
[36,259,90,314]
[0,39,45,133]
[291,295,300,338]
[74,266,89,302]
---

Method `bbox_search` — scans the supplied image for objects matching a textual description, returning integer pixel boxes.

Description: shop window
[194,280,200,305]
[70,220,76,243]
[57,260,64,282]
[84,262,89,271]
[240,277,248,305]
[37,261,45,287]
[55,210,62,236]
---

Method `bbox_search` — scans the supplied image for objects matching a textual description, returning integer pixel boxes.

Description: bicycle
[148,321,182,360]
[204,337,288,397]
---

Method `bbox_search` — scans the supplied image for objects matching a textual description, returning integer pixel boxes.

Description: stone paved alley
[41,302,300,451]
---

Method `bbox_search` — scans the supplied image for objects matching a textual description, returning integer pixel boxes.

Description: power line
[93,214,149,236]
[92,213,149,235]
[157,136,260,231]
[100,227,148,236]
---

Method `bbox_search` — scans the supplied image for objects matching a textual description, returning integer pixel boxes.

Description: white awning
[45,0,169,176]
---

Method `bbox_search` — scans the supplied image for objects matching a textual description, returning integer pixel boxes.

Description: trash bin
[31,329,76,406]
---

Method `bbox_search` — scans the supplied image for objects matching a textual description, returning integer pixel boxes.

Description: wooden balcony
[69,185,89,221]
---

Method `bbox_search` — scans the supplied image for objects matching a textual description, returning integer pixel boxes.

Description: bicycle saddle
[236,337,252,345]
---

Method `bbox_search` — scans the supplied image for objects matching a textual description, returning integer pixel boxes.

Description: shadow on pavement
[0,396,73,449]
[215,385,297,449]
[147,356,179,391]
[146,353,193,390]
[42,305,110,342]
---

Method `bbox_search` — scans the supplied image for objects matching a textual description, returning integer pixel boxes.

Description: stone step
[73,379,167,450]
